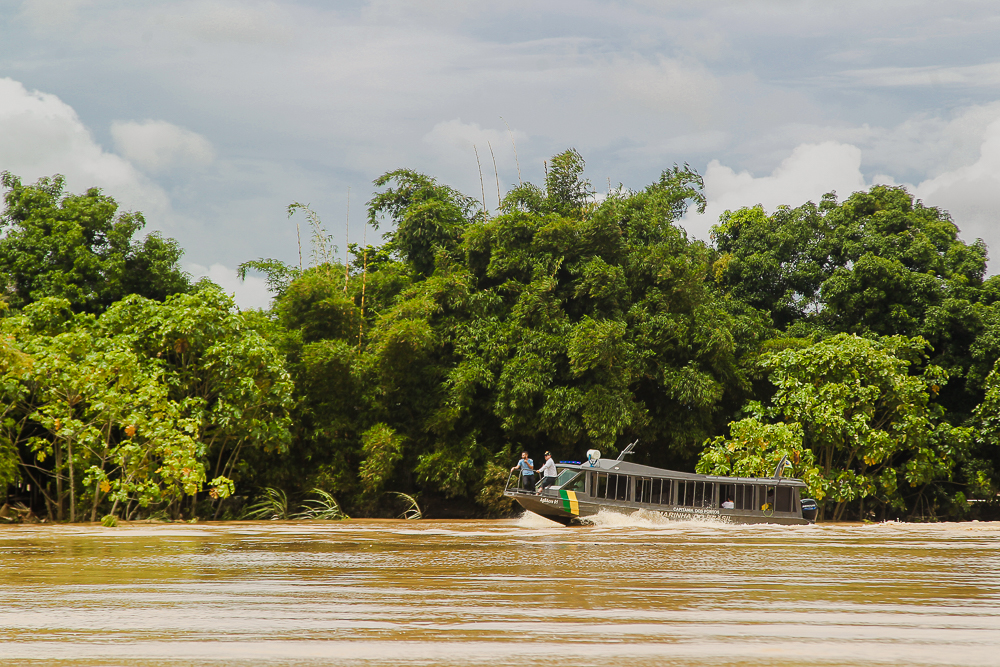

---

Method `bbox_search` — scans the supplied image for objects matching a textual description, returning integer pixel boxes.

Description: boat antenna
[773,455,789,480]
[615,439,639,461]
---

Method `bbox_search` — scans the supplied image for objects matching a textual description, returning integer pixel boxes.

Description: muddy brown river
[1,511,998,666]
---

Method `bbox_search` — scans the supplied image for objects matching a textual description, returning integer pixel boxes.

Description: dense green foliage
[2,157,1000,522]
[700,334,977,520]
[0,286,291,522]
[0,172,190,313]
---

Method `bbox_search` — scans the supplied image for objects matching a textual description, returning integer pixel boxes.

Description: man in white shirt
[537,451,558,493]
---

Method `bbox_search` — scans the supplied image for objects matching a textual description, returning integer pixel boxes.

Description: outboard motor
[800,498,818,523]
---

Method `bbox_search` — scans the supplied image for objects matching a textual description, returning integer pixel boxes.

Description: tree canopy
[0,172,190,313]
[3,162,1000,523]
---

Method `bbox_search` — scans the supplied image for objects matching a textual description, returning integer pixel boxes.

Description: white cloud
[186,262,272,310]
[913,118,1000,252]
[678,113,1000,269]
[681,141,866,240]
[609,55,721,124]
[9,1,1000,278]
[0,77,170,218]
[111,119,215,172]
[423,118,522,154]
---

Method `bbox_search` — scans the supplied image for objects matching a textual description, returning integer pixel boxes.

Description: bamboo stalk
[358,220,368,349]
[474,145,487,217]
[344,186,350,292]
[489,141,501,208]
[296,224,302,270]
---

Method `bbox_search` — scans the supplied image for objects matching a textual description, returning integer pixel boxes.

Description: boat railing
[504,470,541,495]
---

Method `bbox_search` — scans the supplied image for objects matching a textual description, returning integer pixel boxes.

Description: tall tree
[367,169,478,277]
[99,285,295,515]
[712,185,991,418]
[0,173,190,313]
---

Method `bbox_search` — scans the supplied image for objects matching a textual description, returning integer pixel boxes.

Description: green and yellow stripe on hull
[559,490,579,515]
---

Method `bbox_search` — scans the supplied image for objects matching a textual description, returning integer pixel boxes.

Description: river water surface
[1,512,998,666]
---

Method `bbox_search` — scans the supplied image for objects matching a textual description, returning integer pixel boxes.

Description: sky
[3,1,1000,308]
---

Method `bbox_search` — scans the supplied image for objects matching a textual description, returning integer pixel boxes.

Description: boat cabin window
[733,484,755,510]
[766,485,793,512]
[651,479,672,505]
[559,471,586,493]
[591,474,681,505]
[637,477,652,504]
[556,468,579,487]
[720,483,735,508]
[592,473,604,498]
[721,484,791,511]
[612,474,630,500]
[677,481,713,507]
[591,473,630,501]
[634,477,678,505]
[777,486,793,512]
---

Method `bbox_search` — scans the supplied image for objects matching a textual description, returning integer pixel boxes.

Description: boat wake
[581,508,730,528]
[516,511,566,528]
[516,508,734,529]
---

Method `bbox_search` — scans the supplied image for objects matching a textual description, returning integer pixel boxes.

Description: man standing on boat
[511,451,535,492]
[537,451,557,494]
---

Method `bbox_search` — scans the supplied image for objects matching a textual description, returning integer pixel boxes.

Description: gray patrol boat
[504,442,818,526]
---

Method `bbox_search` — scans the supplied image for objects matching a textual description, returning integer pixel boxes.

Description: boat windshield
[555,468,585,492]
[555,468,579,486]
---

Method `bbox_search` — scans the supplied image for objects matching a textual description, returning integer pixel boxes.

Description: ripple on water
[0,518,998,666]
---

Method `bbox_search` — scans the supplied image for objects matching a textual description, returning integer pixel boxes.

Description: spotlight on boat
[586,449,601,466]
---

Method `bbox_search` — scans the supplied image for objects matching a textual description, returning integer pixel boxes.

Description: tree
[970,359,1000,507]
[0,172,190,313]
[711,199,837,328]
[712,184,992,427]
[697,414,823,497]
[453,159,743,470]
[98,285,295,516]
[262,155,748,517]
[705,333,975,521]
[501,148,600,219]
[368,169,477,276]
[713,186,987,332]
[0,298,217,521]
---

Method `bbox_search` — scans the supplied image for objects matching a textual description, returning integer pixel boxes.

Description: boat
[503,442,818,526]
